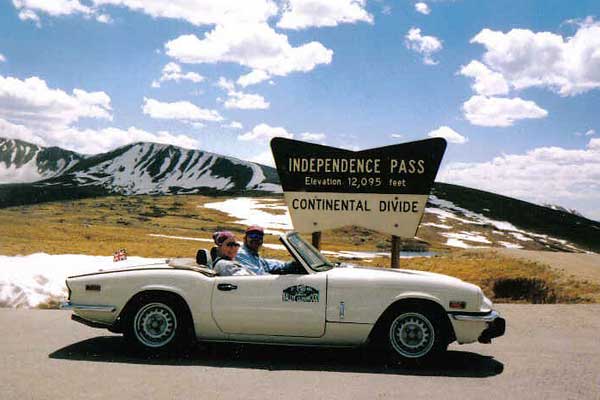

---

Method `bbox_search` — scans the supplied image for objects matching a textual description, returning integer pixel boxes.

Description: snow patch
[0,253,165,308]
[422,222,452,230]
[203,198,293,234]
[498,241,524,249]
[509,232,534,242]
[442,231,491,244]
[445,238,488,249]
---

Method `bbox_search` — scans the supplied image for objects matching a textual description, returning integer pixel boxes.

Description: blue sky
[0,0,599,220]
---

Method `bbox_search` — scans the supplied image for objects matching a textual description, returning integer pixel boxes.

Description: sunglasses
[224,241,240,248]
[247,232,264,240]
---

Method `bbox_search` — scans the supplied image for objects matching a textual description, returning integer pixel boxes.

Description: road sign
[270,137,447,237]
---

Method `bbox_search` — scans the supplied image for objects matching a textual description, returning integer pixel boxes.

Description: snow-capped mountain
[64,142,280,195]
[0,138,83,184]
[0,138,280,198]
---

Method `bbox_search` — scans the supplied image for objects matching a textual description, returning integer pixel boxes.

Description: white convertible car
[63,232,505,363]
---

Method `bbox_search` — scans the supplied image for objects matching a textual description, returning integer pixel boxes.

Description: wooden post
[391,235,401,269]
[312,231,322,250]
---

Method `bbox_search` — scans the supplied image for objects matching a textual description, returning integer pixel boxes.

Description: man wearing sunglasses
[235,225,293,275]
[212,231,254,276]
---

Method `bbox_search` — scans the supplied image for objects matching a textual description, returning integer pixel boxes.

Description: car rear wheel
[123,295,192,354]
[383,307,448,365]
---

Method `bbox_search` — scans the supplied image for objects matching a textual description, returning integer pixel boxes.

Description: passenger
[212,231,254,276]
[236,225,294,275]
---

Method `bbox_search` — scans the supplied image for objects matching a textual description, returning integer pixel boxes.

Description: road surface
[1,304,599,400]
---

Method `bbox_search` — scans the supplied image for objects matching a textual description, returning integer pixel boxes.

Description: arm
[214,259,255,276]
[262,258,295,274]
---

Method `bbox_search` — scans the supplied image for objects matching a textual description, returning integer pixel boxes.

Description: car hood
[325,264,480,293]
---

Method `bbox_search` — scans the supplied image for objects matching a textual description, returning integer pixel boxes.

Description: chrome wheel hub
[134,303,177,348]
[389,312,435,358]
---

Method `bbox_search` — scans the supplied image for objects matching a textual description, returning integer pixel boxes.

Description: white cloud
[237,70,271,87]
[165,23,333,81]
[438,138,600,219]
[142,97,223,122]
[13,0,92,18]
[17,9,40,24]
[151,62,204,88]
[14,0,278,27]
[0,118,200,155]
[238,123,294,141]
[299,132,326,142]
[0,75,112,129]
[0,118,44,145]
[0,54,5,63]
[463,95,548,127]
[249,150,275,167]
[427,126,468,144]
[92,0,278,26]
[216,77,236,92]
[459,60,509,96]
[222,121,243,129]
[47,126,201,154]
[216,77,270,110]
[414,2,430,15]
[575,128,596,137]
[470,20,600,96]
[390,133,403,139]
[277,0,373,30]
[405,27,442,65]
[0,75,199,155]
[96,13,112,23]
[224,91,269,110]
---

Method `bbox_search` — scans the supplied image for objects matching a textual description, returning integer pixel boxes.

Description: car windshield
[286,232,335,272]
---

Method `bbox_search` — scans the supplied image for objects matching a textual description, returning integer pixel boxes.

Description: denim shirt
[235,244,287,275]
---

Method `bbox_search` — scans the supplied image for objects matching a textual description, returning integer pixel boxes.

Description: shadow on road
[49,336,503,377]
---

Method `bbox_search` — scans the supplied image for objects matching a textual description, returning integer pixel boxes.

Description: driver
[235,225,295,275]
[212,231,255,276]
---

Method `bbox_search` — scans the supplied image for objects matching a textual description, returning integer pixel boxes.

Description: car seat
[210,246,218,264]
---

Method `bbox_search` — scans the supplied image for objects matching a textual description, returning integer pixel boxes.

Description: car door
[211,273,327,337]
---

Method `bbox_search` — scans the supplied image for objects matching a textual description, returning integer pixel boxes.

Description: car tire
[383,306,448,365]
[123,294,193,355]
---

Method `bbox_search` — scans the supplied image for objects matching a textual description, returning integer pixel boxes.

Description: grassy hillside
[432,182,600,253]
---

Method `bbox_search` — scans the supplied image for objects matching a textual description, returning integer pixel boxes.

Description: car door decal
[282,285,320,303]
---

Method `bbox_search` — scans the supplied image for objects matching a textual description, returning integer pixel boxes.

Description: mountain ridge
[0,138,280,198]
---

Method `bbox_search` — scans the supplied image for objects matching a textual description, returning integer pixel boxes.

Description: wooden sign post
[270,138,447,266]
[391,235,401,269]
[312,231,322,250]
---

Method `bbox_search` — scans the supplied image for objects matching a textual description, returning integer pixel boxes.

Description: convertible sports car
[62,232,505,363]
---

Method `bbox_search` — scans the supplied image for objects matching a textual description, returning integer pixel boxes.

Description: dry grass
[1,194,598,303]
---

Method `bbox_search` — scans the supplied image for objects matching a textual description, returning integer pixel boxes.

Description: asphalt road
[1,304,599,400]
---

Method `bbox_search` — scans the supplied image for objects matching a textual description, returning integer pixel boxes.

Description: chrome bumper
[450,310,500,322]
[60,301,116,313]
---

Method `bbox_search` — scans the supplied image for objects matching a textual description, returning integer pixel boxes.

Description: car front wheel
[385,308,448,364]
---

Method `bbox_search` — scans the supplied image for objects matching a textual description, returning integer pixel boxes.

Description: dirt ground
[489,249,600,284]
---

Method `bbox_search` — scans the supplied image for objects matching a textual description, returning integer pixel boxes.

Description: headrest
[196,249,212,268]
